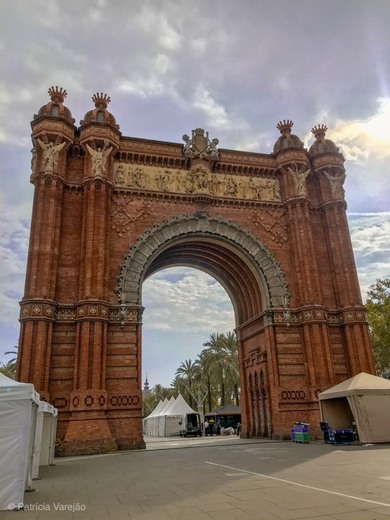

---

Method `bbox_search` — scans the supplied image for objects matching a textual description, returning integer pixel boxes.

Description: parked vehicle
[179,413,202,437]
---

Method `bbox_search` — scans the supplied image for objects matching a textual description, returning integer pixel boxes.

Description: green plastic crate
[294,432,309,443]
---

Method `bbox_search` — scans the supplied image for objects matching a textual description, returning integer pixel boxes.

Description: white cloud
[192,85,231,129]
[330,98,390,162]
[133,6,183,51]
[143,268,235,334]
[348,212,390,298]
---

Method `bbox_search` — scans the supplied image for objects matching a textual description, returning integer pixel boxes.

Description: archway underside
[144,238,264,324]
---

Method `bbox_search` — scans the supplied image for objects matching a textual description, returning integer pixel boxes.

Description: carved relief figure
[209,138,219,157]
[191,166,209,192]
[115,164,125,184]
[325,170,346,199]
[209,174,221,196]
[288,164,311,196]
[86,140,113,175]
[249,177,262,199]
[263,180,274,200]
[273,181,281,200]
[31,142,37,173]
[182,134,193,157]
[156,170,170,191]
[133,168,146,189]
[37,138,66,172]
[127,167,146,189]
[175,170,184,192]
[184,170,196,193]
[225,176,237,196]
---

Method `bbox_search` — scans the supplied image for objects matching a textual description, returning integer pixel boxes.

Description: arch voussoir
[117,213,288,309]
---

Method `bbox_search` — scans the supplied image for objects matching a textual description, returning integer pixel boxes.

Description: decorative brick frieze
[280,389,307,401]
[70,390,108,411]
[107,393,141,409]
[312,153,345,171]
[53,304,142,323]
[79,124,121,144]
[20,300,56,320]
[31,119,75,139]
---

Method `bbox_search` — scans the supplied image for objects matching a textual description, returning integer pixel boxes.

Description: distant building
[143,375,151,398]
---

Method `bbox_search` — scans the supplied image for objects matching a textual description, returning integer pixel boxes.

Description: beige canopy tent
[318,372,390,444]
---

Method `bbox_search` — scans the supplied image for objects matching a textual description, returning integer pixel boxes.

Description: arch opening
[118,214,289,323]
[141,266,235,389]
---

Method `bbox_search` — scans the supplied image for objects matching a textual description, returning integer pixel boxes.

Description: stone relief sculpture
[225,176,238,196]
[155,170,171,191]
[116,164,125,184]
[31,141,38,173]
[288,164,311,196]
[86,139,113,175]
[37,138,67,172]
[182,134,193,157]
[182,128,219,159]
[324,170,346,199]
[113,162,282,202]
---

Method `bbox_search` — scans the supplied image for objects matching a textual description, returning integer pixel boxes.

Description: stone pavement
[1,437,390,520]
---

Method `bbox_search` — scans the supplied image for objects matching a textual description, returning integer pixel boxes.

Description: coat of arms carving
[182,128,219,160]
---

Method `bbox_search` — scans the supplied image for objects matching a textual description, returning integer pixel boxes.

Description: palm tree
[4,347,18,364]
[1,346,19,379]
[152,384,173,401]
[201,332,240,406]
[0,360,17,379]
[198,350,216,412]
[202,333,228,405]
[221,331,240,406]
[175,359,200,409]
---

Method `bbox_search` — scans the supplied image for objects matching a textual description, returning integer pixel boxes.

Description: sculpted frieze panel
[113,162,281,202]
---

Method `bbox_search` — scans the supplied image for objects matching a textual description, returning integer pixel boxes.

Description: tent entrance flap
[318,372,390,444]
[320,397,354,429]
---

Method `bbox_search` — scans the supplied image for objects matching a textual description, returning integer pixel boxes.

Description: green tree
[365,278,390,375]
[175,359,200,409]
[0,359,17,379]
[0,346,18,379]
[201,332,240,407]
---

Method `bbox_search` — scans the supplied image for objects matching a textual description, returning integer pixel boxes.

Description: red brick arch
[17,91,375,455]
[117,213,288,320]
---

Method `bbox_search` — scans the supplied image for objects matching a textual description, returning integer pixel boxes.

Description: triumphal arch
[17,87,375,455]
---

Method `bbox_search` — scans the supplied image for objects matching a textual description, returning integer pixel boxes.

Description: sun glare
[362,98,390,142]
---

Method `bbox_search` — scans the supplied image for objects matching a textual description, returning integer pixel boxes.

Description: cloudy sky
[1,0,389,387]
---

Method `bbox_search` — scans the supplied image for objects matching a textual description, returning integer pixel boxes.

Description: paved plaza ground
[1,436,390,520]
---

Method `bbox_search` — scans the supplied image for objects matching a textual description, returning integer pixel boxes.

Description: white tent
[158,394,199,437]
[0,374,40,510]
[319,372,390,444]
[32,400,58,479]
[143,398,171,436]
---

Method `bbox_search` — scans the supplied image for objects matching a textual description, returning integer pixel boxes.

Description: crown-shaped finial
[48,86,67,103]
[276,119,294,134]
[311,124,328,138]
[92,93,111,109]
